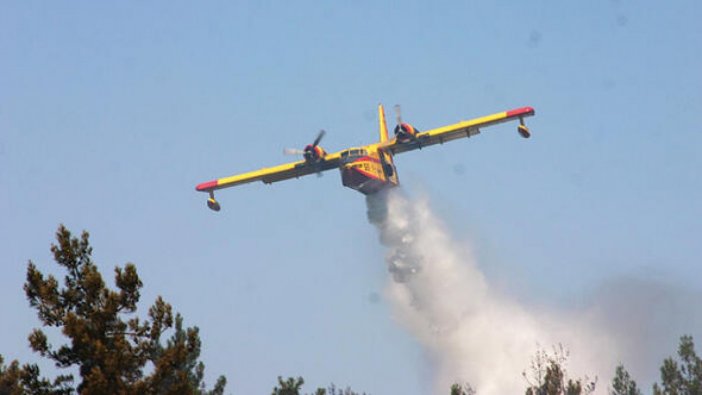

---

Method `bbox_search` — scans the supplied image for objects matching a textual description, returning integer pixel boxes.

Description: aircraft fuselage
[339,145,398,195]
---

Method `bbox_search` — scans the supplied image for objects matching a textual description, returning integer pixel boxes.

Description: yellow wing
[196,152,342,193]
[383,106,535,155]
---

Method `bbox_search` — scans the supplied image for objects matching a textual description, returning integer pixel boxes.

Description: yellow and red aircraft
[196,104,535,211]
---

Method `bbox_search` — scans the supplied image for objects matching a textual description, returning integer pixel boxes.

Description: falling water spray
[366,189,617,394]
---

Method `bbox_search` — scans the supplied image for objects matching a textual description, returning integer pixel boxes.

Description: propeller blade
[394,104,402,125]
[283,148,305,155]
[312,129,326,147]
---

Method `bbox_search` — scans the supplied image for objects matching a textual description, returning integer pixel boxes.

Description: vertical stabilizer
[378,104,389,143]
[376,103,399,186]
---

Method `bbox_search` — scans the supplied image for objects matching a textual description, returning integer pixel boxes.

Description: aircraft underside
[340,166,393,195]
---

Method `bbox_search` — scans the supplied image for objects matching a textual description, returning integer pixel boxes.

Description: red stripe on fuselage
[354,167,383,181]
[355,156,381,164]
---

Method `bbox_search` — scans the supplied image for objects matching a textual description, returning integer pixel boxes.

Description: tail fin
[378,104,389,143]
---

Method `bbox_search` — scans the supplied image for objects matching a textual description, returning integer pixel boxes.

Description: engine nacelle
[394,122,419,143]
[303,144,327,163]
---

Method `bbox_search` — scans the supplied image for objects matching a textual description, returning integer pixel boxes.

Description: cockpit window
[341,148,369,161]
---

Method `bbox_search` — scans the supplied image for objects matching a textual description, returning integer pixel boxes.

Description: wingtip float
[196,104,535,211]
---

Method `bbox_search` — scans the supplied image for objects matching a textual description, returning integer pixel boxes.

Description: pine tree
[20,224,225,394]
[0,356,26,395]
[322,383,368,395]
[271,376,305,395]
[653,335,702,395]
[611,364,641,395]
[270,377,367,395]
[0,355,73,395]
[450,382,475,395]
[523,345,596,395]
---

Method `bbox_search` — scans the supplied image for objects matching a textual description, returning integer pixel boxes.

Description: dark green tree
[653,335,702,395]
[322,383,368,395]
[611,364,641,395]
[0,355,73,395]
[523,345,596,395]
[272,376,305,395]
[20,224,225,395]
[0,356,23,395]
[270,377,367,395]
[450,382,475,395]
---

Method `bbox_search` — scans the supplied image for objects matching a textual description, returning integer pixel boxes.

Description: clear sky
[1,1,701,394]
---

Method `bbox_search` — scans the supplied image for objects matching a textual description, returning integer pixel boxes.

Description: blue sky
[1,1,701,394]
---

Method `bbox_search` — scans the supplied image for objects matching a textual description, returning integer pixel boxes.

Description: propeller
[312,129,326,147]
[283,129,326,156]
[394,104,402,126]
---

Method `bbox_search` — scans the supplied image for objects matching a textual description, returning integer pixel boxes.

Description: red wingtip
[506,106,535,117]
[196,180,218,191]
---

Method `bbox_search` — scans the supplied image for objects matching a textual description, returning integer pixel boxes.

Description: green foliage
[450,382,475,395]
[523,345,596,395]
[272,376,305,395]
[19,224,225,395]
[322,383,368,395]
[0,355,73,395]
[271,377,367,395]
[611,364,641,395]
[0,356,24,395]
[653,335,702,395]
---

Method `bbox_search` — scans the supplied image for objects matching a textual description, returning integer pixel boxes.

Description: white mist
[367,189,616,395]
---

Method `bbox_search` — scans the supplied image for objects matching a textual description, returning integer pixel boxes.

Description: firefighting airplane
[196,104,535,211]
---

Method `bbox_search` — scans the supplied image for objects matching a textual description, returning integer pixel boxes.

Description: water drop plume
[366,189,616,394]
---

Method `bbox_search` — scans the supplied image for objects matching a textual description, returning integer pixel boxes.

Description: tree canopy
[270,376,367,395]
[1,225,225,395]
[654,335,702,395]
[610,364,641,395]
[523,345,596,395]
[3,225,702,395]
